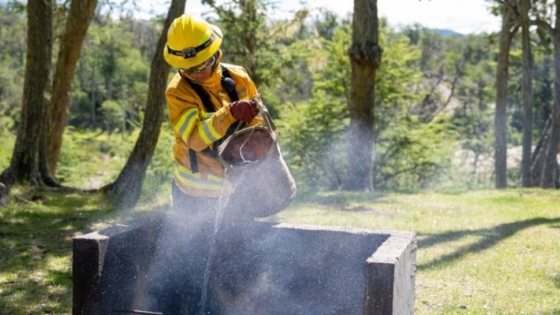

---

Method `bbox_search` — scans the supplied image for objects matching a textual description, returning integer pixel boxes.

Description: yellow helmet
[163,15,223,69]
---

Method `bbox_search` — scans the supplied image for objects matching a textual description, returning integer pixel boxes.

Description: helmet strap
[167,32,217,59]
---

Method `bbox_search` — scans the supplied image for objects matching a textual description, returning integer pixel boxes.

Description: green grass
[0,187,170,315]
[0,128,173,314]
[1,129,559,314]
[1,188,559,314]
[0,188,109,314]
[270,189,560,314]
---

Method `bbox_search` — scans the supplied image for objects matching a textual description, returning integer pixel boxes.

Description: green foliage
[452,40,495,157]
[278,19,458,193]
[203,0,276,86]
[374,115,458,191]
[56,128,133,187]
[0,0,551,195]
[2,2,560,311]
[313,22,352,99]
[0,4,26,132]
[278,90,349,194]
[375,28,423,128]
[276,18,352,193]
[69,89,95,126]
[0,129,15,171]
[274,24,495,192]
[71,14,157,131]
[100,99,125,134]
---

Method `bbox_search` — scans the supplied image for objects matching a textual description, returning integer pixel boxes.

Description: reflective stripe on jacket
[166,63,259,197]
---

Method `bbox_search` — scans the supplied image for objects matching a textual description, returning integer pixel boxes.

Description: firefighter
[163,14,262,219]
[150,14,262,315]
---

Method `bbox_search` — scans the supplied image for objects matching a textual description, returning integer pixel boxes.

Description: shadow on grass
[417,217,560,271]
[0,191,125,314]
[296,191,389,207]
[552,275,560,289]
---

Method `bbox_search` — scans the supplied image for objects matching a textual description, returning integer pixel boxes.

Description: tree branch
[532,17,554,36]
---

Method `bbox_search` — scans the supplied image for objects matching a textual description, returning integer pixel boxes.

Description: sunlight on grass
[1,133,559,315]
[272,188,560,314]
[45,255,70,272]
[0,188,124,314]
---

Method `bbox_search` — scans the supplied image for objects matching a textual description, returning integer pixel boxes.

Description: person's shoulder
[221,63,249,78]
[165,72,197,99]
[166,72,183,90]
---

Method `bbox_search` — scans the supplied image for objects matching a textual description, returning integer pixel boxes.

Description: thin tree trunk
[532,116,551,183]
[242,0,258,82]
[531,55,553,184]
[494,3,516,188]
[541,28,560,187]
[0,0,53,192]
[91,61,97,127]
[47,0,98,176]
[342,0,382,191]
[520,0,534,187]
[532,0,560,187]
[102,0,187,209]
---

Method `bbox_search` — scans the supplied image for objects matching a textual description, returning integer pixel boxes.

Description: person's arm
[166,88,237,152]
[228,65,262,127]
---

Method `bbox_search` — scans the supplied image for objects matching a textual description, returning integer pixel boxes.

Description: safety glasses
[183,55,216,75]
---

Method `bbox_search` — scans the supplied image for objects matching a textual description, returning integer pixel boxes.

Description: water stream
[197,185,228,315]
[197,121,263,314]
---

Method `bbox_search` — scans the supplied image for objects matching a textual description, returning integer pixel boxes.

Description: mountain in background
[431,28,465,37]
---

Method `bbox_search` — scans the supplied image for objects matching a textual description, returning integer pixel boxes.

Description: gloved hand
[229,100,258,123]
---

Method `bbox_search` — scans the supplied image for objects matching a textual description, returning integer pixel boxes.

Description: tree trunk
[0,0,53,191]
[47,0,98,176]
[531,39,553,185]
[520,0,534,187]
[532,116,551,183]
[541,29,560,187]
[342,0,382,191]
[494,3,516,188]
[91,61,98,127]
[532,0,560,188]
[241,0,258,81]
[102,0,187,209]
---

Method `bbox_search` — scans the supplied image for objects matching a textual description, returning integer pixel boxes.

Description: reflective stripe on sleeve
[174,163,222,191]
[175,108,199,143]
[198,117,222,145]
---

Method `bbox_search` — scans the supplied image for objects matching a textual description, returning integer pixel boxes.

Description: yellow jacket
[165,62,260,197]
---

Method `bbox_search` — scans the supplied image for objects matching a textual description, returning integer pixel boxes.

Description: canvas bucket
[218,105,296,218]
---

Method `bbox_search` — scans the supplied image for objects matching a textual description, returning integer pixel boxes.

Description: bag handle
[231,95,277,164]
[253,95,278,137]
[232,95,277,135]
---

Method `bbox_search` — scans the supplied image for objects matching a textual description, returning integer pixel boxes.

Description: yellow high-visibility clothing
[166,63,259,197]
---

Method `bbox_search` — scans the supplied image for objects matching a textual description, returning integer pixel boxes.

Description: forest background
[1,0,560,314]
[2,0,557,195]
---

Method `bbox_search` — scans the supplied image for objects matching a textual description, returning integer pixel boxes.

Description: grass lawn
[1,187,559,314]
[272,189,560,314]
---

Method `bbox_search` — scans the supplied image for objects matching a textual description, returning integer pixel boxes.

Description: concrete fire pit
[73,214,416,315]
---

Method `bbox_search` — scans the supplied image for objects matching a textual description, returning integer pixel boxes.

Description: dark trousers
[144,181,222,314]
[171,179,220,220]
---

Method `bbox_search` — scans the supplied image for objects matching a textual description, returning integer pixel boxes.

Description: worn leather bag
[218,100,296,218]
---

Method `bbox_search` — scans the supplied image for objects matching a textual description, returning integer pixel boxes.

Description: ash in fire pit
[72,214,416,315]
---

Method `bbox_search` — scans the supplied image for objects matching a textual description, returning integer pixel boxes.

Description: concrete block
[72,214,416,315]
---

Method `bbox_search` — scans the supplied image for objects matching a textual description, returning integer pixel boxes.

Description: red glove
[229,100,258,122]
